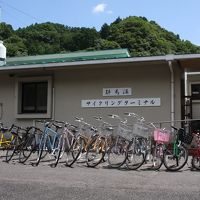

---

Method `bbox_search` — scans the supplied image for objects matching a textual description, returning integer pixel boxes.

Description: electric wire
[0,0,43,24]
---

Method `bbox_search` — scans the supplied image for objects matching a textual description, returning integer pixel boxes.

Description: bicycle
[149,128,170,170]
[0,123,14,158]
[86,116,113,167]
[107,114,131,168]
[5,124,28,162]
[51,121,81,167]
[124,113,153,170]
[18,126,43,163]
[190,131,200,170]
[69,117,98,166]
[33,121,63,166]
[163,126,190,171]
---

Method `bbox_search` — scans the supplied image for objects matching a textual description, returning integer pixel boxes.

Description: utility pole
[0,6,2,24]
[0,6,1,23]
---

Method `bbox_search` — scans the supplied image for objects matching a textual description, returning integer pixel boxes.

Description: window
[191,84,200,98]
[22,82,48,113]
[15,76,52,118]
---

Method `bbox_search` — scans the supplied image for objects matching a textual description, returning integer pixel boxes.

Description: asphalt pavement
[0,152,200,200]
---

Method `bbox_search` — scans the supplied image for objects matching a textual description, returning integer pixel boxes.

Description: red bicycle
[190,131,200,170]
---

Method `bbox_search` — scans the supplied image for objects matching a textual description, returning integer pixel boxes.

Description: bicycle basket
[178,128,193,145]
[101,126,113,137]
[0,132,12,140]
[132,122,153,139]
[153,129,170,143]
[117,123,133,141]
[80,124,95,137]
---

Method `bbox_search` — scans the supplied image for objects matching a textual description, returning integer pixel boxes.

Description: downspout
[184,69,188,97]
[168,60,175,127]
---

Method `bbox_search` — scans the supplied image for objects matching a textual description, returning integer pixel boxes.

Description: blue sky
[0,0,200,45]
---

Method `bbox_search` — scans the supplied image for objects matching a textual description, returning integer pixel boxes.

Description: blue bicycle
[33,121,63,166]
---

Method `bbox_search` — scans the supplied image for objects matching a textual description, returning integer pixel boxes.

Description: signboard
[81,98,161,108]
[103,88,132,96]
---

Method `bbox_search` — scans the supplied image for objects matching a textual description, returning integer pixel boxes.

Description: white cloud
[92,3,107,14]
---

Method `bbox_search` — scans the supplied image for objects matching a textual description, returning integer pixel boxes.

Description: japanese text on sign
[81,98,161,108]
[103,88,132,96]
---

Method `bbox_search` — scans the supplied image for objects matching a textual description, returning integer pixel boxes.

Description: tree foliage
[1,16,200,57]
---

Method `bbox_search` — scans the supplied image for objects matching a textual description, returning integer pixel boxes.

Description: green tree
[0,22,14,40]
[3,17,200,57]
[100,23,110,39]
[5,35,28,57]
[93,39,120,50]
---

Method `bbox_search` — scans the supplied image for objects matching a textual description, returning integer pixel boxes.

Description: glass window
[21,82,48,113]
[191,84,200,98]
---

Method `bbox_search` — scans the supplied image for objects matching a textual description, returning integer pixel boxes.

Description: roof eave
[1,54,200,72]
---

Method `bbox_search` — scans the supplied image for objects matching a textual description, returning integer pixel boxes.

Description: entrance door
[190,83,200,131]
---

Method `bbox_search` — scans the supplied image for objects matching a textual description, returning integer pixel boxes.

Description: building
[0,48,200,129]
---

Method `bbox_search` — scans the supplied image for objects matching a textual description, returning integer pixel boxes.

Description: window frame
[21,81,48,114]
[15,76,52,119]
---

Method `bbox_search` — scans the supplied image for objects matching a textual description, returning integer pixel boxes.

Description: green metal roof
[4,49,130,67]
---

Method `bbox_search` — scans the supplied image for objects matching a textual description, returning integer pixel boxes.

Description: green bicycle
[163,126,190,171]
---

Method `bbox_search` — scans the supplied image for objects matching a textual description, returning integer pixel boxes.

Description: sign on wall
[103,88,132,96]
[81,98,161,108]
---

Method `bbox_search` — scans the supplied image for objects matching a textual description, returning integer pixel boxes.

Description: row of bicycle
[0,112,200,171]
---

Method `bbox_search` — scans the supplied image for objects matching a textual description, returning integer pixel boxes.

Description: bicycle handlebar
[108,114,127,123]
[124,112,145,122]
[9,124,23,132]
[171,126,178,131]
[93,116,112,127]
[54,120,77,129]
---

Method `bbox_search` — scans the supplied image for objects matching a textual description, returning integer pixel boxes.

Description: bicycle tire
[5,137,19,162]
[18,135,36,163]
[34,134,47,166]
[52,135,65,167]
[65,137,83,167]
[163,144,188,171]
[107,138,128,168]
[191,155,200,170]
[149,144,164,170]
[0,147,5,158]
[86,137,106,167]
[126,139,146,170]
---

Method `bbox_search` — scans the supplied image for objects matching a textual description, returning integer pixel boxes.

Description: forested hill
[1,16,200,57]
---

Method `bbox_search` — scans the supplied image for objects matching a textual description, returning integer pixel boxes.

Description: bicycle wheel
[126,138,146,170]
[52,135,65,167]
[163,144,188,171]
[18,135,36,163]
[149,144,164,170]
[5,137,19,162]
[107,138,128,168]
[34,134,47,166]
[65,137,83,167]
[86,137,107,167]
[191,155,200,170]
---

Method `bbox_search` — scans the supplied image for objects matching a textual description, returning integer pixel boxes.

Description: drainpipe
[168,60,175,127]
[184,69,188,97]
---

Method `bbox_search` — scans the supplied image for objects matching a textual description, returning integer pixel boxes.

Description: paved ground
[0,153,200,200]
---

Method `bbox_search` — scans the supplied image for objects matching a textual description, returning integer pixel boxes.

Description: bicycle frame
[0,123,15,149]
[0,132,14,147]
[190,133,200,157]
[39,123,60,153]
[61,125,76,151]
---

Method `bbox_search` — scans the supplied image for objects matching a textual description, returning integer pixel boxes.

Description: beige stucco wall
[0,74,15,126]
[0,61,182,128]
[54,62,182,127]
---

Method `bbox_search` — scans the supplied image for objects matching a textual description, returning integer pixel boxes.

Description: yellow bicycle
[0,123,14,158]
